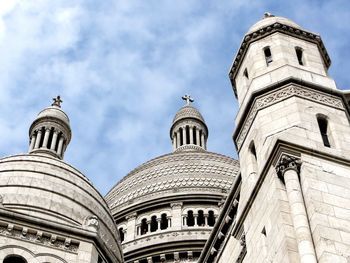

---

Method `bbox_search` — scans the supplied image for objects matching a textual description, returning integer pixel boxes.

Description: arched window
[160,213,168,230]
[186,125,190,145]
[244,68,249,79]
[187,210,195,226]
[4,255,27,263]
[179,127,184,146]
[141,218,148,235]
[264,46,273,66]
[193,127,197,145]
[150,215,158,232]
[317,116,331,147]
[119,227,125,242]
[208,210,216,226]
[295,47,304,65]
[197,210,205,226]
[249,141,258,172]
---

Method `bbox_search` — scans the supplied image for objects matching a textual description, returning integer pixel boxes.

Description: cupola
[170,95,208,151]
[28,96,71,159]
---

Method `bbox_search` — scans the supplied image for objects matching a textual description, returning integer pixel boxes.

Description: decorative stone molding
[235,84,344,150]
[170,202,183,209]
[126,213,138,220]
[275,154,301,181]
[84,215,100,232]
[229,22,331,96]
[0,221,79,252]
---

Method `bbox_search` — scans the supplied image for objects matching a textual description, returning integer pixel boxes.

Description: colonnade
[29,127,65,156]
[172,125,206,150]
[182,210,216,227]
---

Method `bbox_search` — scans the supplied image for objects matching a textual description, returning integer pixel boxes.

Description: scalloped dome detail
[172,105,205,124]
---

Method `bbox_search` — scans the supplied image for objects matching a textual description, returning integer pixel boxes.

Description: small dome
[248,14,301,34]
[172,105,205,125]
[36,106,70,126]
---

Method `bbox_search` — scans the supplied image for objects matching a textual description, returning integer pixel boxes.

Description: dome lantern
[28,96,72,159]
[170,95,208,152]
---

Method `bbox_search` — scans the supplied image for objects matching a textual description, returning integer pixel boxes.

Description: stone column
[176,131,180,148]
[189,126,194,144]
[182,127,187,145]
[147,220,150,233]
[167,216,171,228]
[194,214,198,226]
[196,129,200,146]
[204,214,208,226]
[34,129,42,149]
[42,128,51,148]
[50,130,59,150]
[29,134,36,151]
[172,134,176,151]
[276,154,317,263]
[157,218,161,231]
[183,215,187,226]
[147,257,153,263]
[126,213,137,241]
[171,202,183,230]
[201,133,205,149]
[57,136,65,156]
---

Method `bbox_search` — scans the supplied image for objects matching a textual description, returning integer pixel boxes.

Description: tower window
[141,218,148,235]
[197,210,205,226]
[243,68,249,79]
[150,215,158,232]
[250,141,257,161]
[208,210,216,226]
[264,47,272,66]
[179,127,184,146]
[295,47,304,65]
[317,116,331,147]
[119,227,125,242]
[186,125,190,145]
[4,255,27,263]
[193,127,197,145]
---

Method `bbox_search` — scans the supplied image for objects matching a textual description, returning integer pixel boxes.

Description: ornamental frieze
[0,221,79,252]
[235,84,344,150]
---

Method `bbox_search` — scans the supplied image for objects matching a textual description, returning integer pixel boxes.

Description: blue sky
[0,1,349,195]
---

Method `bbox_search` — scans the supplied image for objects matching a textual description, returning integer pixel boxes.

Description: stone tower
[199,14,350,263]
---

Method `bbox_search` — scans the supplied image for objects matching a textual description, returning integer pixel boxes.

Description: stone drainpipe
[276,154,317,263]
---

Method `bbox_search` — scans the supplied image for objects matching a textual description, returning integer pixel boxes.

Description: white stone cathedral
[1,13,350,263]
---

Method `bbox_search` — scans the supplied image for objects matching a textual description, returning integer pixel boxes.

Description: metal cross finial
[182,95,194,105]
[52,95,63,108]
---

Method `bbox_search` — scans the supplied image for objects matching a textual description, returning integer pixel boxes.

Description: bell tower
[229,14,350,262]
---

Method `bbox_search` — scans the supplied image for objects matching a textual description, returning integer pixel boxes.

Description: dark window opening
[250,141,257,161]
[119,227,125,242]
[55,133,61,151]
[4,256,27,263]
[317,117,331,147]
[141,218,148,235]
[208,210,215,226]
[244,68,249,79]
[47,127,54,149]
[193,127,197,145]
[199,130,202,146]
[262,226,267,236]
[179,128,184,146]
[187,210,195,226]
[197,210,205,226]
[160,213,168,230]
[264,47,272,65]
[186,125,190,145]
[39,127,45,147]
[150,215,158,232]
[295,47,304,65]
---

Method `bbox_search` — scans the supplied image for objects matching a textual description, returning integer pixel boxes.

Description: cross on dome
[182,95,194,106]
[52,95,63,108]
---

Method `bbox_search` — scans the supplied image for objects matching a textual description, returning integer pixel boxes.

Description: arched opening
[141,218,148,235]
[4,255,27,263]
[199,130,202,147]
[55,132,62,151]
[160,213,168,230]
[317,116,331,147]
[264,46,272,66]
[39,127,45,147]
[186,125,190,145]
[295,47,304,65]
[244,68,249,79]
[150,215,158,232]
[47,127,54,149]
[193,127,197,145]
[179,127,184,146]
[187,210,195,226]
[197,210,205,226]
[249,141,258,173]
[119,227,125,242]
[208,210,216,226]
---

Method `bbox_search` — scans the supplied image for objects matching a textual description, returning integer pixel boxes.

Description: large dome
[0,153,123,261]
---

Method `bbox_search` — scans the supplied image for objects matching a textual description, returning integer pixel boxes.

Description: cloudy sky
[0,0,349,195]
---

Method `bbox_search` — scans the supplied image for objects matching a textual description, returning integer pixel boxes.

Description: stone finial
[84,215,100,232]
[52,95,63,108]
[263,12,274,19]
[182,94,194,105]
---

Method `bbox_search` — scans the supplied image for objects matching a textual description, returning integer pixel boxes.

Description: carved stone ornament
[275,154,301,179]
[240,232,246,247]
[84,215,100,232]
[235,84,343,150]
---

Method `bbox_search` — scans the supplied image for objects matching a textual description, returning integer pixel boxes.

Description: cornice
[229,22,331,97]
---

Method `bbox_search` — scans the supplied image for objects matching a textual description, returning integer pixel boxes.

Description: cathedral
[1,13,350,263]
